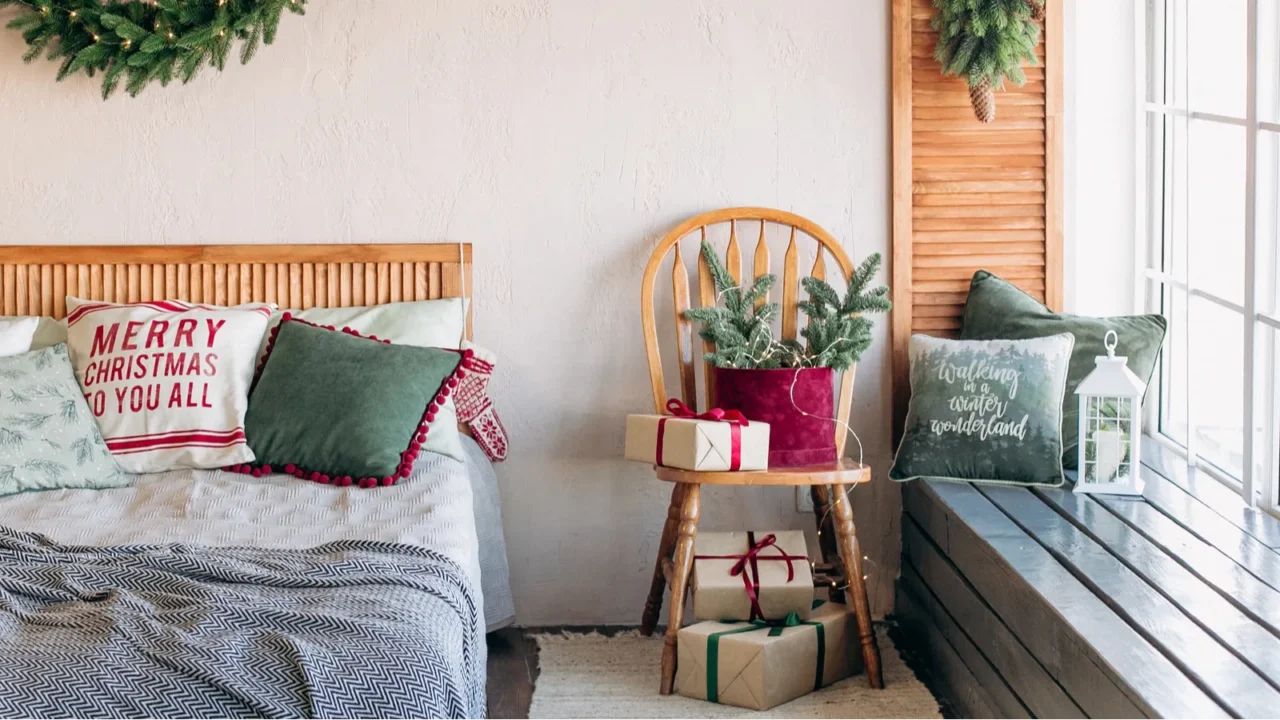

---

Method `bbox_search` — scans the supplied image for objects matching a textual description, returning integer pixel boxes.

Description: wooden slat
[4,244,471,265]
[902,523,1075,717]
[671,244,697,407]
[40,266,53,316]
[14,265,28,315]
[414,262,428,301]
[312,263,326,308]
[102,264,116,304]
[782,227,800,341]
[1,265,14,315]
[263,264,276,305]
[352,263,365,306]
[79,265,91,302]
[905,480,1229,719]
[286,263,301,309]
[429,263,442,300]
[202,264,214,304]
[214,264,227,305]
[390,262,402,303]
[375,262,390,304]
[981,486,1280,717]
[327,263,339,308]
[224,264,237,305]
[66,265,79,302]
[752,219,769,309]
[895,584,1011,719]
[696,227,716,408]
[341,263,353,307]
[250,264,263,305]
[1039,485,1280,687]
[725,219,741,285]
[52,265,66,318]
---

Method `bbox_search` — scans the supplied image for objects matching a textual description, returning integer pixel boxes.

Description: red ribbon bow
[665,398,748,426]
[696,531,808,621]
[656,399,749,470]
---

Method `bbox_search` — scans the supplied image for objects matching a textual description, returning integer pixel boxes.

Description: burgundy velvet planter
[711,367,837,468]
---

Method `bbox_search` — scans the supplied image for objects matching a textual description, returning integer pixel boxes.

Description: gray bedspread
[0,528,486,719]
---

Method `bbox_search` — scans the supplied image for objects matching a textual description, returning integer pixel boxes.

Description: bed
[0,244,512,719]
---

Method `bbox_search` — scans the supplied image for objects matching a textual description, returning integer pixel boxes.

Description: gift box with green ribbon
[675,598,861,711]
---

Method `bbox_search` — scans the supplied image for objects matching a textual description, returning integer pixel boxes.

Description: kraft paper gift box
[623,411,769,472]
[692,530,814,622]
[676,599,861,711]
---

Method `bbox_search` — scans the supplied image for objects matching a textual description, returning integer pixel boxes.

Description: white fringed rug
[528,628,942,719]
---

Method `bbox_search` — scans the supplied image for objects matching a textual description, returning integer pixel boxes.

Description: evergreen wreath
[683,241,891,372]
[1,0,307,99]
[932,0,1043,123]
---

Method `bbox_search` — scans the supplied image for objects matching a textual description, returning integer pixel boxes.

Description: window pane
[1263,130,1280,319]
[1186,120,1247,304]
[1185,0,1249,118]
[1191,298,1245,477]
[1262,0,1280,124]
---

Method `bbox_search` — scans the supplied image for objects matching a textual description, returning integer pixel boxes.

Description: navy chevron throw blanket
[0,528,485,719]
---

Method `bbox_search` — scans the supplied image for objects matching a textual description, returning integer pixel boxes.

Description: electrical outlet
[796,486,814,513]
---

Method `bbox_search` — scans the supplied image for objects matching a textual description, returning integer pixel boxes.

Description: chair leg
[830,482,884,689]
[659,483,701,696]
[641,484,685,636]
[810,485,845,604]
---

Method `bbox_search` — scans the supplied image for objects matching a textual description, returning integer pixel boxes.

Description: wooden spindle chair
[638,208,884,694]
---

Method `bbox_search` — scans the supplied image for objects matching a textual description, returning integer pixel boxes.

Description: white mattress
[0,441,488,617]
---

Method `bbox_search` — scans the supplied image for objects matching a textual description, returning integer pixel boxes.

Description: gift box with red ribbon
[623,399,770,472]
[691,530,814,622]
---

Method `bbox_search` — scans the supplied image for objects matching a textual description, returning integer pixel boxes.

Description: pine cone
[969,78,996,123]
[1026,0,1046,22]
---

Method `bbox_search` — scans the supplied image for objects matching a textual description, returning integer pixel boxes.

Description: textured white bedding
[0,437,515,629]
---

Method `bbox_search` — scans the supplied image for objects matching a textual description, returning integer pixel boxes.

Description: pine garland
[1,0,307,99]
[932,0,1041,122]
[683,241,891,372]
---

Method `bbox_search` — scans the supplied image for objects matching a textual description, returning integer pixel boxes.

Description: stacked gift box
[675,530,863,711]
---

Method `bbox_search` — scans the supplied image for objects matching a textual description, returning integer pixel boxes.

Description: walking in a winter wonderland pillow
[64,299,272,473]
[890,333,1075,487]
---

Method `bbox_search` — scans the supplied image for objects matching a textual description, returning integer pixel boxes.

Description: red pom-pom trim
[244,317,467,491]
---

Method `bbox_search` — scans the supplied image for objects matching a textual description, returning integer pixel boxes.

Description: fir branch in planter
[682,241,891,371]
[1,0,307,99]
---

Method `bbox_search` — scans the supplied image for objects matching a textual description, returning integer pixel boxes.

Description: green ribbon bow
[704,600,826,704]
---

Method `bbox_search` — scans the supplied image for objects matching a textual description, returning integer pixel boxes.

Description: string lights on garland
[0,0,307,99]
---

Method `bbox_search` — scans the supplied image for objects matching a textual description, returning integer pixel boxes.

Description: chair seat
[654,459,871,486]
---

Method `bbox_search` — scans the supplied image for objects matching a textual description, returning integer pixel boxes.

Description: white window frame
[1137,0,1280,512]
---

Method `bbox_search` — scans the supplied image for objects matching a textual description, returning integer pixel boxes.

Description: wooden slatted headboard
[0,244,474,340]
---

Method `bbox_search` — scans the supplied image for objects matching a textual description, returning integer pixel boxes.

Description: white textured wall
[0,0,895,625]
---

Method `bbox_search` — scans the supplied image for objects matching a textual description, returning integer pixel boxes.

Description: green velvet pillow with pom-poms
[234,316,466,488]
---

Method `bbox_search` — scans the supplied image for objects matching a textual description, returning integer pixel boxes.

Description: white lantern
[1074,331,1146,495]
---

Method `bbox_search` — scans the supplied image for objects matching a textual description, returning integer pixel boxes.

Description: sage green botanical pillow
[890,333,1075,487]
[0,344,129,496]
[960,270,1167,468]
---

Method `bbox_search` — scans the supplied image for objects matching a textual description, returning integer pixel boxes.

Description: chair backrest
[640,208,860,457]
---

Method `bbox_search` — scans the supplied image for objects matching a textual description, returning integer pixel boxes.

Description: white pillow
[0,317,39,357]
[64,298,272,473]
[266,299,468,352]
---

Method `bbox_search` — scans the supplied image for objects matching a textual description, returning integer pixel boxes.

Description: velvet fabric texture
[243,319,463,486]
[959,270,1168,468]
[712,367,836,467]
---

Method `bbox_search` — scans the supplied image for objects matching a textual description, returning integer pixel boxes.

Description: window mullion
[1241,0,1260,506]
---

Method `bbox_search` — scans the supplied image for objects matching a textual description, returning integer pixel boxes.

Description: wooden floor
[896,443,1280,718]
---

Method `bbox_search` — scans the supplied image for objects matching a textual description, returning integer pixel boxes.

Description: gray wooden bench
[896,444,1280,718]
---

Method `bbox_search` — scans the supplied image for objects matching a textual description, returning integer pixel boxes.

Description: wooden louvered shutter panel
[890,0,1064,429]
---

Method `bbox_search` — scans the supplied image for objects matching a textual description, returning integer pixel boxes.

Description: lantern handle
[1104,330,1118,358]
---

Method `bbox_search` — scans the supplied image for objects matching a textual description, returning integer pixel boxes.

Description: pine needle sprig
[932,0,1040,91]
[681,242,891,371]
[0,0,307,99]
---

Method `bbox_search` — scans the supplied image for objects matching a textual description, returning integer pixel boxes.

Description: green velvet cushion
[959,270,1167,469]
[243,318,462,487]
[890,333,1075,487]
[0,344,129,495]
